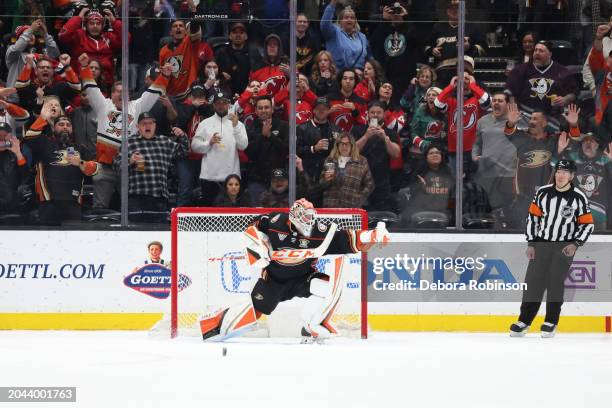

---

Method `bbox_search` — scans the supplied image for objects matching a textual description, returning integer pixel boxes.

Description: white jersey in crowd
[81,66,168,164]
[191,113,248,182]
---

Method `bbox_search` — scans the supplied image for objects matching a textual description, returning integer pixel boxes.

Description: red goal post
[170,207,369,339]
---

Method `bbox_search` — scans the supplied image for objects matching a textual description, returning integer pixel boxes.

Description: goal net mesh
[166,208,367,338]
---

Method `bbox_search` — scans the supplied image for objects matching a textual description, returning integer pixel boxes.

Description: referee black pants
[518,242,574,326]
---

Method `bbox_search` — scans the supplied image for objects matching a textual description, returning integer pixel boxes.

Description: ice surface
[1,330,611,408]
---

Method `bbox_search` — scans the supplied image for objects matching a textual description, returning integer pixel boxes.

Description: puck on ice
[222,347,227,356]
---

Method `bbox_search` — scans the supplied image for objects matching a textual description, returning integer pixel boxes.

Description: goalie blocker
[199,199,390,341]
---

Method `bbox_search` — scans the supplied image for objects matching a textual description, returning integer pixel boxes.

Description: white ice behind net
[159,210,365,338]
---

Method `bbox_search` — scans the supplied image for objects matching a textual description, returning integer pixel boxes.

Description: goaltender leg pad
[301,257,345,338]
[199,302,258,341]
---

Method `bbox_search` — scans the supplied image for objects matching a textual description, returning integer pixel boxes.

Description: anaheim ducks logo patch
[521,150,552,168]
[166,55,184,78]
[384,32,406,57]
[577,173,603,198]
[51,149,72,166]
[529,78,555,100]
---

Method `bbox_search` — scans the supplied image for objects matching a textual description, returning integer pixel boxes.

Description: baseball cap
[313,96,330,108]
[271,168,288,180]
[190,82,206,97]
[464,56,475,72]
[577,132,599,143]
[213,91,231,103]
[230,22,247,32]
[0,122,13,133]
[85,9,104,22]
[138,111,156,123]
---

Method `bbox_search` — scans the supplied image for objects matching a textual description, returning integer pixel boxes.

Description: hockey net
[164,207,368,339]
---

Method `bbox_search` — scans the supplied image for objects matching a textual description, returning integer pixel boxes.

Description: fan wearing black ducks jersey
[199,198,390,342]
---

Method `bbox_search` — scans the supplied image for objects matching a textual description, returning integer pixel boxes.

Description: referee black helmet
[555,159,577,172]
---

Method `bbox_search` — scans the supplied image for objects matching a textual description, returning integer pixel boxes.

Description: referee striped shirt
[526,183,594,245]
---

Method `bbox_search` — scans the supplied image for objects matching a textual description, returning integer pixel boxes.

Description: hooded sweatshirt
[249,34,288,97]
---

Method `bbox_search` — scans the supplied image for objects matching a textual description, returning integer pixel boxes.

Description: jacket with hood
[249,34,288,97]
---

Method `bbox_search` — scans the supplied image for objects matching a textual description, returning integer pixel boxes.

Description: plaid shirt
[113,133,189,198]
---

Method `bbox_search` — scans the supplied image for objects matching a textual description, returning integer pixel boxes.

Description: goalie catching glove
[357,222,391,251]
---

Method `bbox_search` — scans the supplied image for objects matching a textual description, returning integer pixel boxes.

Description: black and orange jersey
[252,212,359,282]
[24,117,97,203]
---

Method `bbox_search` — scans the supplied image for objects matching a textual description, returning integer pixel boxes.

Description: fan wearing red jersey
[199,199,390,342]
[249,34,288,98]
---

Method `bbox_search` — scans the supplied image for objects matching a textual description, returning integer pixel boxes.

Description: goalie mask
[289,199,316,237]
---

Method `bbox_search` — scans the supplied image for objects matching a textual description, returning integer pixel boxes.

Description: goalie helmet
[289,199,316,237]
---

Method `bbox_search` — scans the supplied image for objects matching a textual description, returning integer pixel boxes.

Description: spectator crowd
[0,0,610,230]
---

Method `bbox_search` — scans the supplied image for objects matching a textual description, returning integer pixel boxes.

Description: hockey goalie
[199,198,390,342]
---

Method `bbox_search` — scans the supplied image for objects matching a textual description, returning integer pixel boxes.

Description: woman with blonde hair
[319,132,374,208]
[400,65,436,121]
[321,0,371,74]
[309,50,338,96]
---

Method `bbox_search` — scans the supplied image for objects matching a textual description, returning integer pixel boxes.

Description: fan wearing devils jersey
[327,69,367,132]
[249,34,288,98]
[198,199,391,342]
[410,87,446,152]
[589,24,612,125]
[58,7,123,90]
[274,73,317,124]
[434,72,490,174]
[234,80,266,128]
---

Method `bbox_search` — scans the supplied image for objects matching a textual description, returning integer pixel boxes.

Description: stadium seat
[367,211,399,229]
[462,214,496,229]
[410,211,450,229]
[549,40,577,66]
[207,36,229,53]
[82,208,121,222]
[0,213,24,225]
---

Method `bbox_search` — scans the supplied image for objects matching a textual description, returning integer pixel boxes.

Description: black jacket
[216,45,255,96]
[296,120,342,180]
[245,117,289,184]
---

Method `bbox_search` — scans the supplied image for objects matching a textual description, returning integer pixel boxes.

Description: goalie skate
[300,325,333,344]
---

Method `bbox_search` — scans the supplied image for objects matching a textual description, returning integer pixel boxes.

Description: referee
[510,160,594,338]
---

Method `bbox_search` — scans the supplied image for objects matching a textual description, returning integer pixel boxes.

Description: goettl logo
[124,264,191,299]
